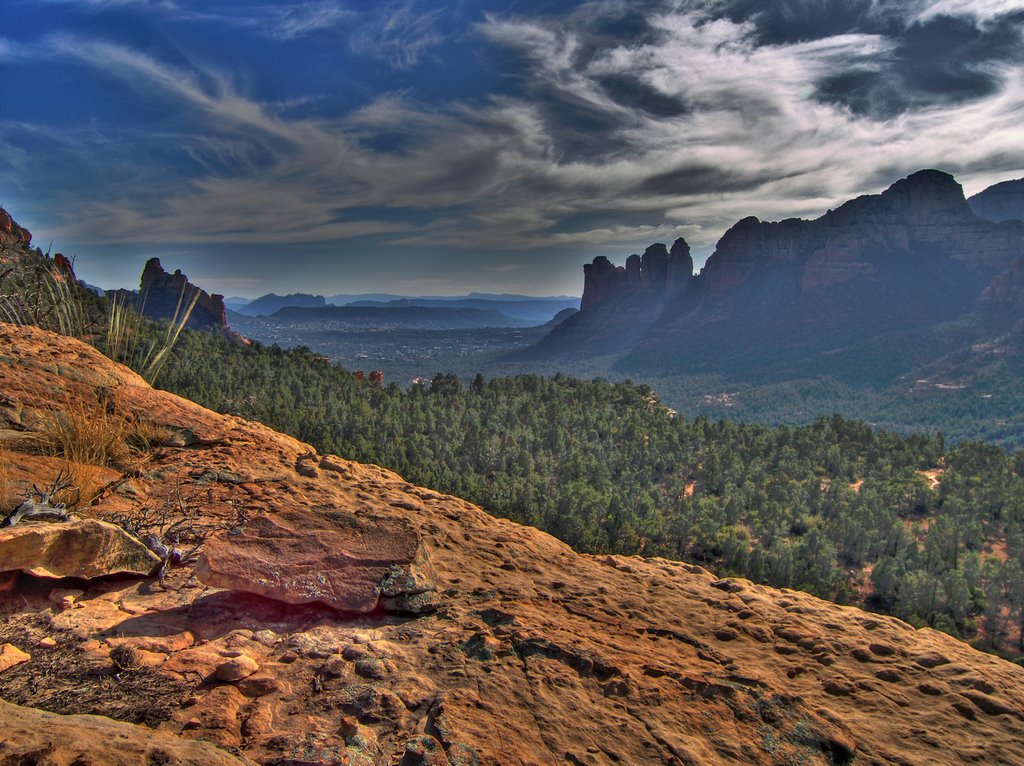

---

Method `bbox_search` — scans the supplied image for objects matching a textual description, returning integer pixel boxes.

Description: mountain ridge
[519,170,1024,386]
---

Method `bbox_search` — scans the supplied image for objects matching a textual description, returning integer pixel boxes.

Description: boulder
[196,508,438,614]
[216,655,259,683]
[0,698,248,766]
[0,519,160,579]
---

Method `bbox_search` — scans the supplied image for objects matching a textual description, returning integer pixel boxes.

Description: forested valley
[154,329,1024,659]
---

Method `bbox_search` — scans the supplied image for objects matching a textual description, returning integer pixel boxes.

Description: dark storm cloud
[638,165,790,197]
[818,12,1024,117]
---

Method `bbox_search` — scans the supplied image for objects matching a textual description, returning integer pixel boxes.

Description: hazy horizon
[2,0,1023,297]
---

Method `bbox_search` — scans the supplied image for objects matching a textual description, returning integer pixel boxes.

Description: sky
[1,0,1023,298]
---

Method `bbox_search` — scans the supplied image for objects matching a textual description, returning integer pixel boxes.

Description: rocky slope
[2,324,1024,765]
[522,170,1024,382]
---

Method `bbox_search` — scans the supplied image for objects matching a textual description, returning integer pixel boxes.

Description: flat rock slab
[0,519,160,579]
[196,508,437,614]
[0,698,249,766]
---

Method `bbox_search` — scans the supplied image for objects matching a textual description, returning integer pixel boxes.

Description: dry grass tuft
[31,389,172,473]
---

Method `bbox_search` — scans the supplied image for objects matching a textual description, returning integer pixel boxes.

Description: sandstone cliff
[526,170,1024,381]
[108,258,228,332]
[2,323,1024,765]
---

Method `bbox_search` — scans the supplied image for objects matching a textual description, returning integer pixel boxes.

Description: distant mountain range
[516,170,1024,390]
[231,292,579,325]
[251,305,542,330]
[234,292,327,316]
[344,297,579,324]
[968,178,1024,223]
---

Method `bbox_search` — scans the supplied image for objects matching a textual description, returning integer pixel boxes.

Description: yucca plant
[104,286,199,384]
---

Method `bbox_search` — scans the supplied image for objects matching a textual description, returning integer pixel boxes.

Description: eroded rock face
[196,508,438,614]
[980,255,1024,318]
[0,208,32,247]
[0,698,248,766]
[107,258,228,331]
[530,169,1024,374]
[0,519,160,579]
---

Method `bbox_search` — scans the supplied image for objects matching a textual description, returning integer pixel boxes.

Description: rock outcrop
[108,258,228,331]
[0,519,160,579]
[0,698,248,766]
[526,170,1024,380]
[196,507,438,614]
[2,322,1024,765]
[980,255,1024,319]
[0,208,31,248]
[580,237,693,311]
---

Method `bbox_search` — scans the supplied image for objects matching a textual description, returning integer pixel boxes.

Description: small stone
[403,734,451,766]
[216,655,259,682]
[49,588,85,609]
[354,658,387,679]
[252,629,278,646]
[0,643,30,673]
[342,644,370,661]
[319,656,348,679]
[182,718,202,730]
[277,650,298,664]
[915,651,950,668]
[237,674,279,698]
[37,637,57,649]
[338,715,359,739]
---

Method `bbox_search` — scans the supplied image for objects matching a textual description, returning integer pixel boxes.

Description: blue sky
[1,0,1023,297]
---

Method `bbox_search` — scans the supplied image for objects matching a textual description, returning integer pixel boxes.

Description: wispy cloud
[12,0,1024,271]
[270,2,353,41]
[348,1,446,68]
[916,0,1024,20]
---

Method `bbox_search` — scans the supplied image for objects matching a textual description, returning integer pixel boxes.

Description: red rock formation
[52,252,74,275]
[641,242,669,288]
[531,170,1024,368]
[0,208,32,248]
[580,255,624,311]
[969,177,1024,223]
[580,238,693,312]
[108,258,228,331]
[196,507,437,614]
[666,237,694,297]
